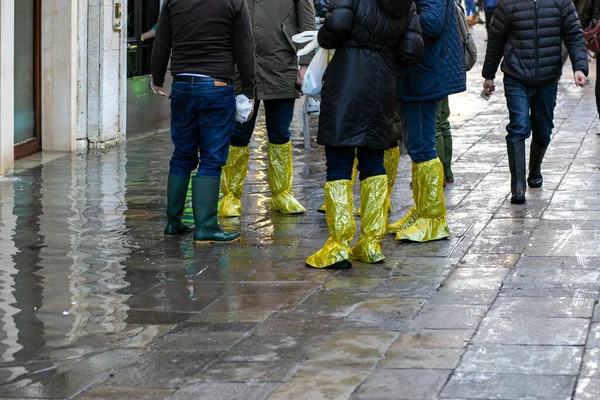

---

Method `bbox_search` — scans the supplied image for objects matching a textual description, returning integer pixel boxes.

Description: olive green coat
[244,0,316,100]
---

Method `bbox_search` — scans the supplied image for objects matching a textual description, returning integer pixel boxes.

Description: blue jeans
[504,77,557,147]
[169,78,235,177]
[465,0,477,16]
[325,146,385,182]
[399,100,439,164]
[230,99,295,147]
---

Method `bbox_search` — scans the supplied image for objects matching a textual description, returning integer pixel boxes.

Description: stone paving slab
[168,382,277,400]
[441,372,577,399]
[575,379,600,400]
[352,369,451,400]
[473,317,590,346]
[457,345,583,375]
[268,370,368,400]
[302,332,398,370]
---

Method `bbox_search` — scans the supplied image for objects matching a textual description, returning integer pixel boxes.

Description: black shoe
[507,141,527,204]
[164,174,194,235]
[192,176,241,243]
[511,194,527,205]
[527,141,548,189]
[306,260,352,270]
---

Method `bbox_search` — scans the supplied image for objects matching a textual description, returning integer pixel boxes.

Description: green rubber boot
[192,175,241,243]
[164,174,194,236]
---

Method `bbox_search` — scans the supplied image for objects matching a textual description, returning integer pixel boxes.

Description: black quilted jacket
[482,0,588,87]
[317,0,424,149]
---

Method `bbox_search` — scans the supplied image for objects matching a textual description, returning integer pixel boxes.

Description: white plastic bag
[292,31,319,56]
[235,95,253,123]
[302,48,328,98]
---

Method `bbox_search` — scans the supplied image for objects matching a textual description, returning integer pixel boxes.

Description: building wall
[0,0,15,176]
[0,0,128,176]
[41,0,79,152]
[84,0,127,147]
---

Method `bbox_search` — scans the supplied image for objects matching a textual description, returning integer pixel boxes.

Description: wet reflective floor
[2,27,600,399]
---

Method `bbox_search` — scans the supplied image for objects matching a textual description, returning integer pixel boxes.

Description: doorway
[14,0,41,159]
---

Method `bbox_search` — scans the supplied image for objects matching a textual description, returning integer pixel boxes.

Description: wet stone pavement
[2,28,600,400]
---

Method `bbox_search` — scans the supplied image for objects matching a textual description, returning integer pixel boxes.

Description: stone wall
[1,0,129,176]
[83,0,127,147]
[0,0,15,175]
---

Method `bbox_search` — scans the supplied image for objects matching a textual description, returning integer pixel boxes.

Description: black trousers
[485,8,496,33]
[325,146,385,182]
[596,60,600,118]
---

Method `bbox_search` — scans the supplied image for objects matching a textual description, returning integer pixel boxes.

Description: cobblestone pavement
[1,27,600,399]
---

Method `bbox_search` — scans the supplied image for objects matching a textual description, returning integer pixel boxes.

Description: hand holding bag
[301,48,328,97]
[293,31,328,98]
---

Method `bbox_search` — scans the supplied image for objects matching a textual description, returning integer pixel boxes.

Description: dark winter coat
[243,0,316,100]
[574,0,600,28]
[482,0,588,87]
[396,0,467,102]
[317,0,424,150]
[484,0,498,10]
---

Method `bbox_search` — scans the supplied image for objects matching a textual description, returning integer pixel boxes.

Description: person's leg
[264,99,306,214]
[384,141,400,211]
[504,78,532,204]
[528,81,558,188]
[264,99,295,144]
[485,8,495,33]
[325,146,356,181]
[194,82,240,243]
[466,0,476,16]
[319,149,358,214]
[230,100,260,147]
[352,146,387,263]
[442,128,454,182]
[596,61,600,130]
[390,100,451,242]
[220,100,261,217]
[435,96,453,183]
[307,146,356,269]
[389,101,430,233]
[165,82,199,236]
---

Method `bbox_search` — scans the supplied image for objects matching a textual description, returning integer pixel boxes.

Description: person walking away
[388,0,466,243]
[151,0,255,243]
[306,0,424,269]
[465,0,477,17]
[482,0,588,204]
[484,0,498,33]
[575,0,600,131]
[219,0,316,218]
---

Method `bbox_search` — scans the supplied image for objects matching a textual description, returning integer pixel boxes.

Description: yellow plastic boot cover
[395,158,451,242]
[319,156,358,214]
[384,146,400,212]
[352,175,388,264]
[268,142,306,214]
[219,146,250,217]
[306,180,356,268]
[388,161,419,234]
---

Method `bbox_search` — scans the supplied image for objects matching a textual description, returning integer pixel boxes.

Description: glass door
[14,0,41,159]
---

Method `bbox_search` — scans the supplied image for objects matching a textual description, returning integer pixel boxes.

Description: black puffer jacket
[482,0,588,87]
[317,0,424,150]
